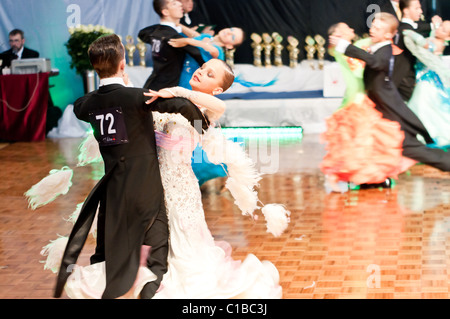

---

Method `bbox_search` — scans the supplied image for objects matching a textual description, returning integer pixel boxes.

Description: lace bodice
[152,111,205,234]
[153,112,198,141]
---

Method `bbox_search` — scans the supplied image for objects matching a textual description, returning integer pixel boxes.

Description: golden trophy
[304,35,316,69]
[125,35,136,67]
[314,34,326,70]
[272,32,284,67]
[262,33,273,68]
[136,38,147,67]
[251,33,263,67]
[225,48,236,68]
[287,36,299,68]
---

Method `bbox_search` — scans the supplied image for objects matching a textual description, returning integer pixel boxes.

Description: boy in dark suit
[54,34,209,299]
[138,0,205,90]
[0,29,39,70]
[393,0,442,101]
[330,12,450,173]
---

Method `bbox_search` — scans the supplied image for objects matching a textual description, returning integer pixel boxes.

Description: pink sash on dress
[154,130,196,151]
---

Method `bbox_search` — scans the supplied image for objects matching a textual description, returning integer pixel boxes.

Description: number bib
[89,107,129,146]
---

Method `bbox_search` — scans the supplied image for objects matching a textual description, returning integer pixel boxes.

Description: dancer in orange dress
[321,22,416,192]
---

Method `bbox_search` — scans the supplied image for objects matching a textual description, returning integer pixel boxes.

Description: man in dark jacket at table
[0,28,62,135]
[0,29,39,70]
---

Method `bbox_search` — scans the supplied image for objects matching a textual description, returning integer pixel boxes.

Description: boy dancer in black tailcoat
[53,34,209,299]
[138,0,205,90]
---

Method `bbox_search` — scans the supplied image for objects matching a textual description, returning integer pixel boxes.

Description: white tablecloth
[125,60,336,96]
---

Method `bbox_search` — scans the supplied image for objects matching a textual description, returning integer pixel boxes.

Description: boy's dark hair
[328,23,340,36]
[153,0,168,18]
[232,28,246,48]
[400,0,415,13]
[88,34,124,79]
[9,29,24,39]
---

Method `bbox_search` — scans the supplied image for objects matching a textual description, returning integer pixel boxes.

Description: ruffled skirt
[320,95,415,185]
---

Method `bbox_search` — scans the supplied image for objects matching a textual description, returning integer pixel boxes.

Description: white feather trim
[40,236,68,273]
[202,128,291,237]
[201,127,230,164]
[77,132,102,167]
[65,202,98,238]
[65,202,84,224]
[24,166,74,210]
[225,177,260,217]
[261,204,291,237]
[202,128,261,216]
[90,208,99,239]
[226,159,261,189]
[203,129,260,184]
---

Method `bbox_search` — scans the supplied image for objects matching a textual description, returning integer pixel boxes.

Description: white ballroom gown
[64,111,282,299]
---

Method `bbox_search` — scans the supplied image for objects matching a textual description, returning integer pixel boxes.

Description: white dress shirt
[401,18,419,29]
[368,40,392,53]
[99,77,126,87]
[334,39,391,54]
[160,21,182,33]
[14,46,24,59]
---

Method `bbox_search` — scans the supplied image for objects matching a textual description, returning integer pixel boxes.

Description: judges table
[0,72,49,142]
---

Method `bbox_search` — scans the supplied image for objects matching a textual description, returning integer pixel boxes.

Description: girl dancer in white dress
[35,59,289,299]
[141,59,283,299]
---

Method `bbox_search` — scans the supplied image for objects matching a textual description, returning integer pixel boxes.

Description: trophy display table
[125,61,344,134]
[126,60,337,97]
[221,61,329,98]
[0,72,50,142]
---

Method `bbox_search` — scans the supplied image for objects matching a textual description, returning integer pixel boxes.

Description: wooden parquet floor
[1,134,450,299]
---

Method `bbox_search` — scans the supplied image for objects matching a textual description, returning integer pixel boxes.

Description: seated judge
[1,29,39,70]
[1,29,61,134]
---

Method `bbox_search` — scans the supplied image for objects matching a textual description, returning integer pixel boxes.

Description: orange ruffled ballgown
[320,95,415,184]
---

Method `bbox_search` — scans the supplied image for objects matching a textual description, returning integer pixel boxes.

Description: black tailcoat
[138,25,205,90]
[54,84,209,299]
[344,43,450,172]
[393,22,431,101]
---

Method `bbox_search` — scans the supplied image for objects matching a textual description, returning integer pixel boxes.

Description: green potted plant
[66,24,114,92]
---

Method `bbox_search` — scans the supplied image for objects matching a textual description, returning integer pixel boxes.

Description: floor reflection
[2,132,450,299]
[396,175,450,212]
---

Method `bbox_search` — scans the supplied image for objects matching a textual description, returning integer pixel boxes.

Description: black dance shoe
[358,178,392,190]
